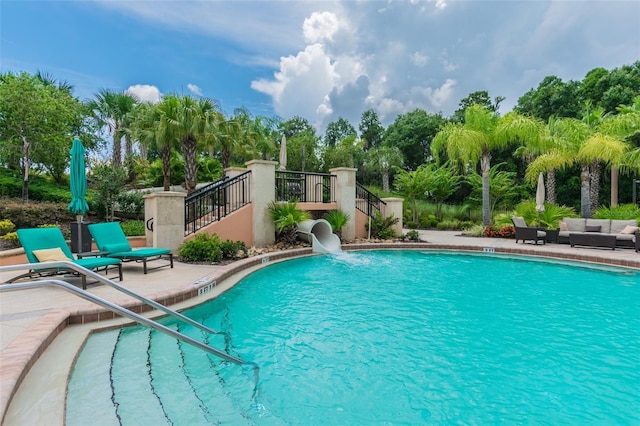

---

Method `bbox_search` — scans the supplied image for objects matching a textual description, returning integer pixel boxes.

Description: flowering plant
[483,224,515,238]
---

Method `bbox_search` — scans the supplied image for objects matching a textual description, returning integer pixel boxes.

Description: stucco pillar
[246,160,277,247]
[329,167,357,241]
[144,191,187,253]
[381,197,404,237]
[224,166,246,179]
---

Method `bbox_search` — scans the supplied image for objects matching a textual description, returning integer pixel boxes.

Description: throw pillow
[619,225,639,234]
[559,221,568,231]
[33,247,71,262]
[585,225,601,232]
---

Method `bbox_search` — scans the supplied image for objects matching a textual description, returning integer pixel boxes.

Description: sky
[1,0,639,133]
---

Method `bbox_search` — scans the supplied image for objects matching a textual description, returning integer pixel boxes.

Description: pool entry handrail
[0,261,245,366]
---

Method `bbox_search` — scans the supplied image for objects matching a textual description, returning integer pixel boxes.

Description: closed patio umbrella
[279,134,287,171]
[68,137,89,252]
[535,172,545,226]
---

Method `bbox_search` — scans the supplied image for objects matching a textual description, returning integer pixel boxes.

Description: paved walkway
[1,231,638,423]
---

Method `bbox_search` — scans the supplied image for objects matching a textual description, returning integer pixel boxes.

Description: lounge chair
[511,216,546,245]
[88,222,173,274]
[10,227,123,289]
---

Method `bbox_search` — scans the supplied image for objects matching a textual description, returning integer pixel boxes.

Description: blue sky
[2,0,639,132]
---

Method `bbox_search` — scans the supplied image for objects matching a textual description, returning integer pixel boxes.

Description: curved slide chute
[296,219,342,254]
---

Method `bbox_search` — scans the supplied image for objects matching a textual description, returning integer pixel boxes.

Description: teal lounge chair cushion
[88,222,171,259]
[16,227,121,273]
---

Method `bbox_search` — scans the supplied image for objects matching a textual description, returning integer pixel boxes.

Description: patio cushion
[102,242,132,254]
[611,220,638,234]
[619,225,639,234]
[586,219,610,234]
[563,218,586,232]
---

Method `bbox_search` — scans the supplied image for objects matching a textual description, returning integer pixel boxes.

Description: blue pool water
[67,251,640,424]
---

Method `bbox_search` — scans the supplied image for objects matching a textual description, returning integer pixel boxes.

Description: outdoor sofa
[557,218,638,249]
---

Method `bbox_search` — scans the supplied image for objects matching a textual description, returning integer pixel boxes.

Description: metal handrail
[0,261,244,365]
[184,171,251,235]
[356,182,387,218]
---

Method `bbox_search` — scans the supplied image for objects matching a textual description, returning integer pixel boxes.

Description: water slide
[296,219,342,254]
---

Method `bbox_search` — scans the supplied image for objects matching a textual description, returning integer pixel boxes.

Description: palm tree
[87,89,137,167]
[525,118,631,217]
[173,95,220,192]
[432,105,539,226]
[364,146,404,192]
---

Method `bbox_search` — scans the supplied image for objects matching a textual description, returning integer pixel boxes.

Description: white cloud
[187,83,202,96]
[125,84,162,104]
[411,52,429,67]
[303,11,341,44]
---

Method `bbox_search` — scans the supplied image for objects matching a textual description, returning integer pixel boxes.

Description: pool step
[66,329,120,426]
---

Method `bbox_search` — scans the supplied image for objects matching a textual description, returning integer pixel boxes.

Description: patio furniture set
[511,216,639,252]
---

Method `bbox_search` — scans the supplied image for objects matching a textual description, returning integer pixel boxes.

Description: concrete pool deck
[1,230,639,424]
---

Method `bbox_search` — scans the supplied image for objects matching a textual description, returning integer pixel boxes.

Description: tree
[383,109,446,170]
[515,76,581,120]
[467,164,520,214]
[525,117,632,218]
[86,89,137,168]
[363,146,404,192]
[0,71,84,202]
[172,95,221,192]
[393,166,429,223]
[452,91,505,123]
[324,117,356,148]
[358,109,384,150]
[433,106,539,226]
[423,164,461,220]
[280,116,316,138]
[322,135,364,170]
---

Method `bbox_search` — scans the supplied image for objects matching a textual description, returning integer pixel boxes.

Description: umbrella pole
[76,214,83,254]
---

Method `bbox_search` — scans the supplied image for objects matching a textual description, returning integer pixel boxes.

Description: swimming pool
[67,251,640,424]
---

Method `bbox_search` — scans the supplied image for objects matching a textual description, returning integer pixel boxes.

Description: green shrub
[179,233,223,262]
[436,220,462,230]
[120,220,145,236]
[366,212,399,239]
[461,224,486,237]
[268,201,311,245]
[0,199,75,229]
[323,210,350,240]
[178,233,247,263]
[0,219,15,236]
[593,204,640,220]
[400,229,420,241]
[0,231,20,248]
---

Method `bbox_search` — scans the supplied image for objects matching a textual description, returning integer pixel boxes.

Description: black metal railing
[184,171,251,235]
[275,171,336,203]
[356,182,386,218]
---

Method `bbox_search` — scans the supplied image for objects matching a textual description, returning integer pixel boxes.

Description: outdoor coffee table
[569,233,616,250]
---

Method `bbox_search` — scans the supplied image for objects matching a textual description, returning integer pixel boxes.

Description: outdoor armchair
[511,216,546,245]
[88,222,173,274]
[11,227,123,289]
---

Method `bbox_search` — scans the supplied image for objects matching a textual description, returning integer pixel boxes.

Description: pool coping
[2,241,639,423]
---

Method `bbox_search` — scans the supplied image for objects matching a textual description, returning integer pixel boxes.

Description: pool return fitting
[296,219,342,254]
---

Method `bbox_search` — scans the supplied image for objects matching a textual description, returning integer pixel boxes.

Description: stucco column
[330,167,357,241]
[144,191,187,253]
[246,160,277,247]
[381,197,404,237]
[224,166,246,179]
